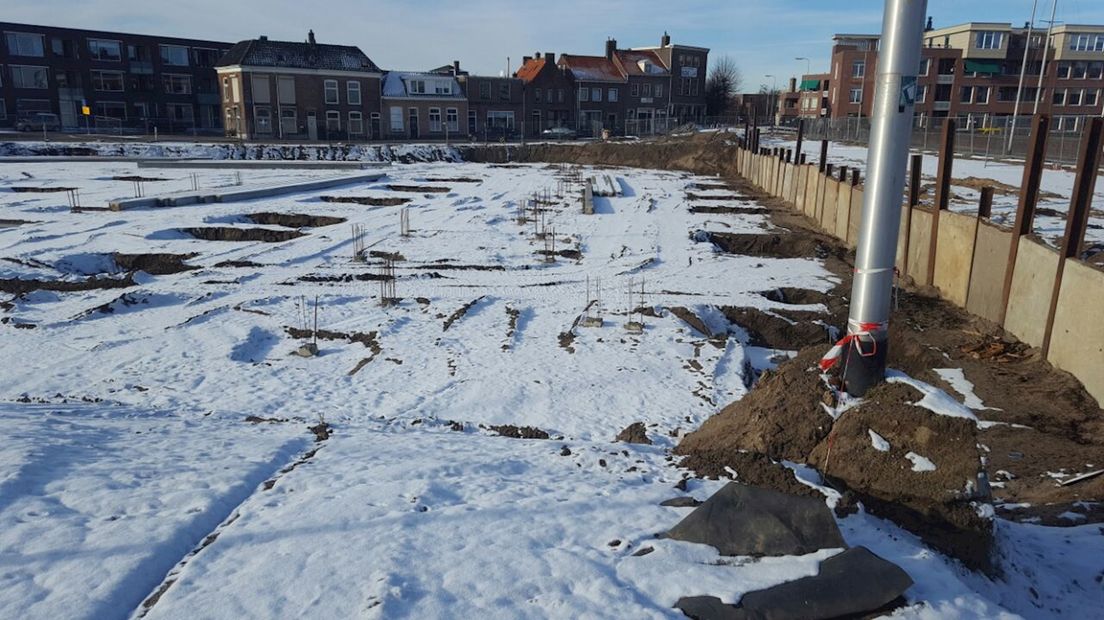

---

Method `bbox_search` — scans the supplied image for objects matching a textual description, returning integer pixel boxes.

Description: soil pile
[245,212,346,228]
[182,227,305,242]
[113,253,197,275]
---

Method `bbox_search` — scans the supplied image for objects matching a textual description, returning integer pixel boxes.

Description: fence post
[1041,116,1102,356]
[999,115,1050,325]
[795,119,804,165]
[977,186,994,219]
[819,139,829,173]
[926,118,956,286]
[901,153,922,277]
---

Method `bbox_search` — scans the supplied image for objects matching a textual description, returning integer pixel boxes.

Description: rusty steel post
[819,139,829,173]
[978,186,994,219]
[926,118,956,286]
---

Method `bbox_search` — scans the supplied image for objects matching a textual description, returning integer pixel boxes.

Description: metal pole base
[842,333,888,397]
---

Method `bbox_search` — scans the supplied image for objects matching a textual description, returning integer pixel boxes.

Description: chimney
[605,38,616,60]
[523,55,532,64]
[661,32,671,47]
[453,60,461,75]
[544,52,554,62]
[925,17,933,32]
[789,77,797,93]
[259,35,268,41]
[308,29,316,45]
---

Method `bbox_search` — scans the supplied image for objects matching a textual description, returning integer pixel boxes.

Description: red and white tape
[819,321,887,372]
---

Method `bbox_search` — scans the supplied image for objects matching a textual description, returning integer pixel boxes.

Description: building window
[1068,89,1083,106]
[1089,62,1104,80]
[167,103,193,122]
[487,110,514,129]
[446,108,458,132]
[96,101,127,119]
[324,80,339,104]
[959,86,972,103]
[852,61,865,78]
[849,88,862,104]
[1072,62,1088,80]
[0,99,5,120]
[434,80,452,95]
[429,107,442,132]
[251,75,270,103]
[12,65,49,89]
[976,31,1004,50]
[919,58,930,76]
[591,87,601,102]
[390,106,403,131]
[1084,89,1099,107]
[975,86,990,104]
[159,45,190,66]
[223,77,232,100]
[280,107,297,135]
[642,84,652,97]
[89,70,124,92]
[409,80,426,94]
[468,109,477,133]
[277,76,295,104]
[609,88,618,102]
[191,48,221,67]
[479,81,491,99]
[255,106,273,134]
[1068,33,1104,52]
[325,110,340,133]
[1053,89,1066,106]
[349,111,364,136]
[557,89,564,103]
[579,88,589,102]
[87,39,122,61]
[1056,62,1071,79]
[162,74,192,95]
[347,81,361,105]
[5,32,44,57]
[691,79,699,96]
[630,83,640,97]
[535,87,543,102]
[655,84,663,98]
[499,83,511,99]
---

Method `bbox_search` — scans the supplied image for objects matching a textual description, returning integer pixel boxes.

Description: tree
[705,55,742,118]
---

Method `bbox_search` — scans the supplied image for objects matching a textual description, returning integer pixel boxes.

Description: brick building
[559,46,627,135]
[823,20,1104,131]
[515,52,575,137]
[215,32,381,141]
[380,70,466,140]
[1,21,230,133]
[441,61,524,140]
[612,46,672,133]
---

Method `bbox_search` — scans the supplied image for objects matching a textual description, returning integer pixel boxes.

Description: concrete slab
[965,223,1013,323]
[108,171,385,211]
[906,209,933,284]
[1046,259,1104,405]
[1004,237,1060,347]
[932,211,979,307]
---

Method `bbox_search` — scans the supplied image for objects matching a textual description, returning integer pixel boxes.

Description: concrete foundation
[108,171,385,210]
[1003,237,1060,348]
[965,223,1013,323]
[1047,259,1104,405]
[932,211,979,307]
[905,209,933,284]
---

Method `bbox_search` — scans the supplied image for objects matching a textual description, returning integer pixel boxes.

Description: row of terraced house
[0,21,708,140]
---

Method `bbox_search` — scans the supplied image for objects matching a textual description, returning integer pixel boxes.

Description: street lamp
[764,74,777,125]
[795,57,811,77]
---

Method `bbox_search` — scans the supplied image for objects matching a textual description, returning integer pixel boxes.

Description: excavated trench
[245,212,346,228]
[181,227,305,242]
[320,195,411,206]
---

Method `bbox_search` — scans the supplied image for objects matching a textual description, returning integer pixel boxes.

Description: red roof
[515,57,546,83]
[614,50,669,76]
[558,54,625,83]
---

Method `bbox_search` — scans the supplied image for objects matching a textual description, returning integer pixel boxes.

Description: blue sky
[7,0,1104,91]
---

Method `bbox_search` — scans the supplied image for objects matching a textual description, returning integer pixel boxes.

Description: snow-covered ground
[1,158,1100,619]
[763,134,1104,247]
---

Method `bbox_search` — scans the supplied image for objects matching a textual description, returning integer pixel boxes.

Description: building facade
[215,32,381,141]
[380,71,467,140]
[823,21,1104,131]
[636,33,709,124]
[1,21,230,132]
[613,46,672,133]
[515,52,575,137]
[559,45,627,135]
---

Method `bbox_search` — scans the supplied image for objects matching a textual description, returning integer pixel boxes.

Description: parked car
[16,113,61,132]
[540,126,576,140]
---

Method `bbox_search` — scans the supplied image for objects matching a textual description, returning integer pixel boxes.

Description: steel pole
[1007,0,1039,154]
[1033,0,1058,115]
[841,0,927,396]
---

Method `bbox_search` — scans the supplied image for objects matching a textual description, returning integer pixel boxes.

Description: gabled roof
[382,71,466,99]
[613,49,670,76]
[216,38,380,72]
[515,57,546,83]
[558,54,626,83]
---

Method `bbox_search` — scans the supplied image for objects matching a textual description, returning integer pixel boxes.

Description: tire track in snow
[131,433,319,619]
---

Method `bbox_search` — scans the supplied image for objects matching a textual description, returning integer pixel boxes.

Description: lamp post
[795,57,811,77]
[764,74,777,125]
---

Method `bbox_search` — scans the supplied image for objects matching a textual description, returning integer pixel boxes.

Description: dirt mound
[412,263,505,272]
[245,212,346,228]
[809,381,992,570]
[685,193,746,201]
[488,425,550,440]
[10,186,75,193]
[113,253,197,275]
[368,250,406,262]
[720,306,831,350]
[423,177,481,183]
[668,306,712,337]
[320,195,411,206]
[182,227,305,242]
[213,259,264,268]
[298,273,390,283]
[387,184,449,193]
[112,175,168,182]
[1,274,135,295]
[285,327,380,353]
[688,205,765,215]
[443,297,485,331]
[615,422,652,445]
[705,232,824,259]
[677,347,831,466]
